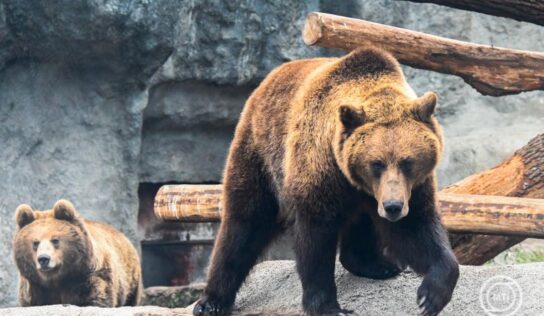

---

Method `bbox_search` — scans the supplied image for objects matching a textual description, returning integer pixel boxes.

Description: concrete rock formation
[0,0,543,306]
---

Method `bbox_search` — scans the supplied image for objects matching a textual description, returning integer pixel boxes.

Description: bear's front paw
[417,277,453,316]
[193,298,228,316]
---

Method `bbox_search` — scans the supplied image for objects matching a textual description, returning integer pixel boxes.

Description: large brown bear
[193,48,459,316]
[13,199,142,307]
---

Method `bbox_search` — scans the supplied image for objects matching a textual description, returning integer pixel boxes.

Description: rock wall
[0,0,543,307]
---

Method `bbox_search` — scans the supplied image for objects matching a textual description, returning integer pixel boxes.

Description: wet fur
[13,200,142,307]
[194,48,459,316]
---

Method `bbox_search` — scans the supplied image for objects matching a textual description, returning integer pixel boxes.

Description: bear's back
[243,57,336,187]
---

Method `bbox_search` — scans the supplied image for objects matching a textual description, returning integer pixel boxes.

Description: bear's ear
[339,105,366,131]
[15,204,35,228]
[412,92,437,122]
[53,199,79,222]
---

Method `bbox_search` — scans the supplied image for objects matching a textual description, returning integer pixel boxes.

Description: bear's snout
[383,199,403,219]
[37,255,51,269]
[35,241,57,271]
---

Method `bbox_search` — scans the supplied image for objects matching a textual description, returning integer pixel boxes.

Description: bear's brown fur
[13,199,142,307]
[194,48,459,316]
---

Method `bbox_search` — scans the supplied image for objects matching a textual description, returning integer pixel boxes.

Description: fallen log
[443,133,544,265]
[154,189,544,237]
[302,12,544,96]
[401,0,544,27]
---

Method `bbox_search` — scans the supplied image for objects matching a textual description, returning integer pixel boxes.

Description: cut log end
[302,13,322,46]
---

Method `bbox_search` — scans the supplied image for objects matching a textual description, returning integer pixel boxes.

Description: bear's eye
[51,238,60,247]
[399,158,414,174]
[32,241,39,250]
[370,160,386,176]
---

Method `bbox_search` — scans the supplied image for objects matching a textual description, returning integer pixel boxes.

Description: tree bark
[302,12,544,96]
[401,0,544,27]
[443,133,544,265]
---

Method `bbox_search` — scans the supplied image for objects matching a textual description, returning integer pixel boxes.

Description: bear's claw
[193,299,226,316]
[417,277,452,316]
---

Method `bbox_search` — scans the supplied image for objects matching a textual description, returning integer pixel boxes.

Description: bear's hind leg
[340,213,403,280]
[194,146,279,316]
[294,208,349,316]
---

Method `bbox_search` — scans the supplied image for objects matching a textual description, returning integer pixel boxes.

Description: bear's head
[13,199,93,284]
[331,49,442,222]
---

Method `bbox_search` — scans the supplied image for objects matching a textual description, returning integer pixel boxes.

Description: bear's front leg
[381,179,459,316]
[294,210,349,316]
[79,277,115,307]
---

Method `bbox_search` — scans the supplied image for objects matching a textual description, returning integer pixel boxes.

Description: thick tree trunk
[443,134,544,265]
[302,12,544,96]
[401,0,544,27]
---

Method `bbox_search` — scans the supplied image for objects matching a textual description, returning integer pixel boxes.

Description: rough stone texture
[139,82,253,183]
[142,284,204,308]
[2,261,544,315]
[1,0,544,308]
[0,61,146,306]
[232,261,544,315]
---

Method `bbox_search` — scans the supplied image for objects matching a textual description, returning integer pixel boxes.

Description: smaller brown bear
[13,199,142,307]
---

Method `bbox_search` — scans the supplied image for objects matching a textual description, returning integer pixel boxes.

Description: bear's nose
[37,255,51,268]
[383,199,403,216]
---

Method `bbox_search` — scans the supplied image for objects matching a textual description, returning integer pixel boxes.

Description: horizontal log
[401,0,544,26]
[302,12,544,96]
[439,193,544,238]
[154,184,222,222]
[154,185,544,238]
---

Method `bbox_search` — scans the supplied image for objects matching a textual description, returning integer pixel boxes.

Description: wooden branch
[444,133,544,265]
[401,0,544,27]
[154,185,222,222]
[302,12,544,96]
[155,186,544,237]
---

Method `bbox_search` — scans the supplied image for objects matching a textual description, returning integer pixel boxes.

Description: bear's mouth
[38,265,60,273]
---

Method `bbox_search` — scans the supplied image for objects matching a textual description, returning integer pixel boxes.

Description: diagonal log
[302,12,544,96]
[443,133,544,265]
[400,0,544,27]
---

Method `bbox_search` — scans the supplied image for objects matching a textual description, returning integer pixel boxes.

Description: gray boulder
[232,260,544,315]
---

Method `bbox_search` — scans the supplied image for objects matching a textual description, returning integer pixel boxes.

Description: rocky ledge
[2,260,544,315]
